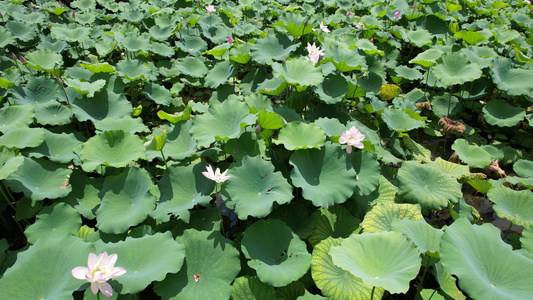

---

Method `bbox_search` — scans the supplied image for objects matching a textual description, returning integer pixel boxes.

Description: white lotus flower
[339,126,365,154]
[306,42,325,66]
[72,252,126,298]
[320,22,331,33]
[202,165,231,183]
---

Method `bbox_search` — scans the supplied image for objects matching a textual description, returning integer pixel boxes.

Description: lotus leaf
[490,57,533,96]
[25,49,63,73]
[432,53,482,86]
[361,203,423,233]
[482,100,526,127]
[0,148,24,180]
[314,74,349,104]
[324,45,368,72]
[79,130,146,172]
[272,59,325,87]
[308,206,361,246]
[398,161,462,210]
[409,49,444,68]
[269,201,314,239]
[250,33,300,64]
[391,219,443,255]
[147,121,197,161]
[274,122,326,150]
[51,24,91,43]
[487,184,533,227]
[71,90,133,122]
[23,130,82,164]
[116,59,151,81]
[143,82,173,106]
[11,76,60,106]
[440,218,533,299]
[451,139,492,168]
[61,171,103,220]
[427,158,470,179]
[241,219,311,287]
[205,61,236,88]
[513,159,533,178]
[153,230,239,299]
[330,231,422,294]
[24,203,81,244]
[94,116,149,134]
[6,20,37,42]
[0,104,34,133]
[231,276,278,300]
[454,30,488,45]
[434,262,466,300]
[382,107,426,132]
[0,28,16,47]
[176,36,208,56]
[34,101,72,126]
[290,142,357,208]
[521,226,533,254]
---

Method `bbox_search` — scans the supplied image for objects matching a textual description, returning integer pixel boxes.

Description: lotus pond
[1,0,533,299]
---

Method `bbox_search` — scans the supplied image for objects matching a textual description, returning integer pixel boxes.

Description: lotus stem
[160,150,168,169]
[215,186,226,237]
[502,222,513,240]
[370,286,375,300]
[416,255,430,295]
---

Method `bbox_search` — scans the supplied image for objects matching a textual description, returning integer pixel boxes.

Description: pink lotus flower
[18,55,27,64]
[202,165,230,183]
[339,126,365,154]
[306,42,325,66]
[346,11,352,17]
[227,36,235,44]
[320,22,330,33]
[72,252,126,298]
[394,11,402,20]
[206,5,216,15]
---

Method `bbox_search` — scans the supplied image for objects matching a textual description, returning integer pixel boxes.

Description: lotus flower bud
[11,53,16,60]
[19,55,27,64]
[227,36,234,44]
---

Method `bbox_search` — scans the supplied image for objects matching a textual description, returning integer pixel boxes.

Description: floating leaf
[25,49,63,73]
[24,130,82,164]
[241,219,311,287]
[24,203,81,244]
[274,122,326,150]
[487,185,533,227]
[143,83,173,106]
[382,108,426,132]
[330,231,421,294]
[314,74,349,104]
[490,57,533,96]
[350,151,380,196]
[409,49,443,68]
[482,100,526,127]
[513,159,533,178]
[361,203,423,233]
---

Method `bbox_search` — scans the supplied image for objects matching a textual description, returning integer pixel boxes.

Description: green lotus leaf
[460,46,497,69]
[117,33,151,52]
[434,262,467,300]
[427,158,470,179]
[0,148,24,180]
[354,39,384,56]
[71,89,132,122]
[324,46,368,72]
[274,122,326,150]
[152,43,174,58]
[391,219,443,255]
[153,230,240,300]
[94,232,185,295]
[205,61,236,88]
[94,116,149,134]
[330,231,421,294]
[382,107,426,132]
[222,155,293,219]
[406,29,433,47]
[251,33,300,64]
[148,121,197,161]
[0,104,34,133]
[51,24,91,43]
[451,139,492,168]
[231,276,278,300]
[490,57,533,96]
[24,203,81,244]
[308,205,361,246]
[0,235,94,299]
[394,66,423,81]
[229,42,253,64]
[241,219,311,287]
[0,27,16,47]
[440,218,533,300]
[149,25,175,41]
[398,161,462,210]
[257,77,288,96]
[482,100,526,127]
[11,76,60,106]
[5,20,37,42]
[0,78,15,89]
[25,49,63,73]
[176,57,208,78]
[521,226,533,254]
[432,52,482,86]
[272,59,324,87]
[142,82,172,106]
[454,30,488,45]
[361,203,423,233]
[5,157,72,201]
[157,106,192,124]
[257,110,284,130]
[150,163,214,223]
[61,171,103,220]
[274,12,313,37]
[430,93,460,119]
[79,130,147,172]
[290,142,357,208]
[350,151,380,196]
[311,237,384,300]
[276,281,306,299]
[314,74,349,104]
[269,201,314,239]
[116,59,151,81]
[176,36,208,56]
[94,35,116,56]
[513,159,533,178]
[63,78,106,98]
[34,101,72,126]
[487,185,533,227]
[95,167,157,234]
[0,127,45,149]
[191,98,256,148]
[80,62,117,74]
[409,49,443,68]
[23,130,81,164]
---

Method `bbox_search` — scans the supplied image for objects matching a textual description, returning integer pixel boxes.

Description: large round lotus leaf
[34,101,72,126]
[153,229,240,300]
[0,127,45,149]
[398,161,462,211]
[0,148,24,180]
[71,90,133,122]
[460,46,497,69]
[350,151,380,196]
[314,74,349,104]
[308,206,361,246]
[94,116,149,134]
[427,158,470,179]
[118,33,151,52]
[150,163,214,223]
[205,61,236,88]
[147,121,197,161]
[231,276,278,300]
[5,157,72,201]
[513,159,533,178]
[61,171,103,220]
[269,201,314,239]
[94,232,185,295]
[290,142,357,208]
[175,36,208,56]
[361,203,423,233]
[482,100,526,127]
[176,57,208,78]
[406,29,433,47]
[5,20,37,42]
[440,218,533,299]
[272,59,324,87]
[409,48,443,68]
[79,130,146,172]
[274,122,326,150]
[330,231,421,294]
[149,25,174,41]
[225,131,267,161]
[25,49,63,72]
[391,219,443,255]
[394,66,423,81]
[242,219,311,287]
[324,46,368,72]
[274,12,313,37]
[64,78,106,98]
[222,155,293,219]
[96,167,157,234]
[451,139,492,168]
[490,57,533,96]
[250,33,300,64]
[143,82,173,106]
[51,24,91,42]
[190,98,257,148]
[311,237,384,300]
[23,130,81,164]
[487,185,533,227]
[0,104,34,133]
[116,59,151,81]
[382,107,426,132]
[11,76,60,106]
[24,203,81,244]
[454,30,488,45]
[0,235,94,299]
[431,93,461,119]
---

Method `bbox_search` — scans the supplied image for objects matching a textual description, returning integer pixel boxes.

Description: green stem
[97,292,100,300]
[215,185,226,237]
[370,286,375,300]
[503,222,513,240]
[428,289,437,300]
[423,66,431,101]
[416,255,430,294]
[160,150,168,169]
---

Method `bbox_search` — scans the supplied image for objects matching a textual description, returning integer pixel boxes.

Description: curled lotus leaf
[482,100,526,127]
[438,117,466,135]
